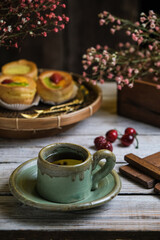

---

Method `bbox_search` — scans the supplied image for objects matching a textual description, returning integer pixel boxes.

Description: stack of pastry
[0,59,78,109]
[0,60,38,109]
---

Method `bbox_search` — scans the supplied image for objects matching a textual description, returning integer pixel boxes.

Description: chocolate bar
[124,152,160,180]
[119,164,155,189]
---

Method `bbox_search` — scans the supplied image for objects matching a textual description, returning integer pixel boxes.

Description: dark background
[0,0,159,74]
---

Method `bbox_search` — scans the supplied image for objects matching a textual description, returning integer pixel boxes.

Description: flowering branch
[0,0,69,49]
[82,10,160,89]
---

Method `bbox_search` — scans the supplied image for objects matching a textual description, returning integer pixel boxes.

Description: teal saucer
[9,158,121,211]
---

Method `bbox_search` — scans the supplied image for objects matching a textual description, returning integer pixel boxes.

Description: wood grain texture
[0,195,160,231]
[0,82,160,239]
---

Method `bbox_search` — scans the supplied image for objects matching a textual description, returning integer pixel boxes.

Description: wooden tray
[0,73,102,138]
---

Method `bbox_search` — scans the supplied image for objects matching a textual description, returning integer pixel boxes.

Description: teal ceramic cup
[36,143,116,203]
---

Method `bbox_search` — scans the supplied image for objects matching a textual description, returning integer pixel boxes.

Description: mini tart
[1,59,38,80]
[37,71,77,104]
[0,75,36,104]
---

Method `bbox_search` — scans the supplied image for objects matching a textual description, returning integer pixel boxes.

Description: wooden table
[0,83,160,240]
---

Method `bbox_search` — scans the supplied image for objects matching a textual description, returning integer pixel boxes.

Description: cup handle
[91,149,116,191]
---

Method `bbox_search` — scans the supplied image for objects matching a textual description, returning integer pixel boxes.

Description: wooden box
[117,79,160,128]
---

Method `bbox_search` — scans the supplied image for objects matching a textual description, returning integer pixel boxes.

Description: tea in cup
[36,143,116,203]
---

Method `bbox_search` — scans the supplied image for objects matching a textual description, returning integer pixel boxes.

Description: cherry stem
[134,135,139,149]
[114,128,123,139]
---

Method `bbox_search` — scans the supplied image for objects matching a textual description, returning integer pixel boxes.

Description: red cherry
[106,129,118,143]
[121,134,134,147]
[102,141,113,152]
[94,136,106,150]
[50,73,63,84]
[94,136,113,151]
[125,127,137,136]
[1,79,13,84]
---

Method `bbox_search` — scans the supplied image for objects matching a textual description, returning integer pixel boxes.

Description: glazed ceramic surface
[37,143,116,203]
[9,158,121,211]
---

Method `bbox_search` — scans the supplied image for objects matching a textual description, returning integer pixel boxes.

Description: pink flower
[125,42,131,48]
[104,45,108,50]
[126,30,131,36]
[99,19,105,26]
[42,32,47,37]
[108,14,115,22]
[132,33,138,42]
[57,16,62,21]
[96,44,101,50]
[117,85,122,90]
[128,83,134,88]
[83,72,87,77]
[87,61,92,65]
[150,21,155,29]
[118,42,124,48]
[103,11,108,17]
[153,77,158,81]
[110,28,115,34]
[128,67,133,74]
[14,42,18,48]
[100,79,105,84]
[148,44,153,50]
[155,61,160,67]
[61,4,66,8]
[137,37,143,45]
[117,19,121,25]
[115,76,123,83]
[107,73,113,79]
[135,21,140,26]
[92,66,98,72]
[53,28,59,32]
[148,68,154,73]
[83,65,88,70]
[140,17,146,23]
[156,85,160,90]
[124,79,129,85]
[60,24,65,29]
[91,80,97,85]
[65,17,69,22]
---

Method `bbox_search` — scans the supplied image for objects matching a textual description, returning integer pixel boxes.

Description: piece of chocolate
[119,164,156,189]
[124,152,160,180]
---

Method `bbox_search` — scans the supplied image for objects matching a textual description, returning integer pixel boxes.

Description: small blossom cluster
[0,0,69,48]
[82,10,160,89]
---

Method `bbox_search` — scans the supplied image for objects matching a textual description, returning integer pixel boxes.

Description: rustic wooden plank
[0,195,160,231]
[0,163,154,195]
[0,135,160,165]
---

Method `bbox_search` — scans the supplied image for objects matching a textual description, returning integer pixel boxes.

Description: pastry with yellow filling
[1,59,38,80]
[37,70,78,104]
[0,75,36,104]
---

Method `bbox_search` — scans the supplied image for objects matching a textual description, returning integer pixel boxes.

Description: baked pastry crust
[37,70,77,104]
[0,75,36,104]
[2,59,38,80]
